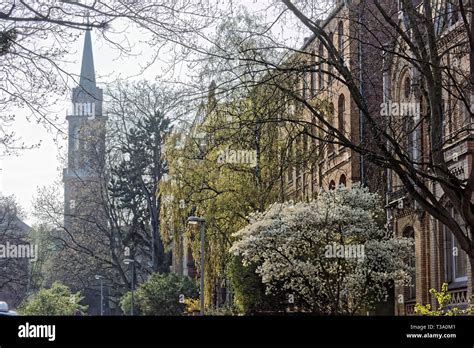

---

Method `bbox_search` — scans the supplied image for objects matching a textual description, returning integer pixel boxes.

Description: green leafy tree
[18,282,87,316]
[159,12,315,312]
[228,256,287,314]
[120,273,197,316]
[161,88,290,311]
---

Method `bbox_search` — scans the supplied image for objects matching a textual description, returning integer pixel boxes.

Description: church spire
[78,28,96,95]
[71,27,103,116]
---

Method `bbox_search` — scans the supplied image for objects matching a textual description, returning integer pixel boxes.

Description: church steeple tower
[63,28,106,227]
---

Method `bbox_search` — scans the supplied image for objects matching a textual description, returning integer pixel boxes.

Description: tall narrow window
[405,115,415,161]
[404,76,411,99]
[338,94,345,134]
[311,116,318,194]
[328,33,334,84]
[303,132,309,198]
[311,51,316,96]
[441,100,446,140]
[404,227,416,301]
[337,21,344,55]
[287,143,294,183]
[328,102,335,154]
[319,43,324,90]
[302,68,308,100]
[295,136,302,179]
[401,74,415,160]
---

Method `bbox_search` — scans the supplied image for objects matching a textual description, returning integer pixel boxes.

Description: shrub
[120,273,198,315]
[415,283,473,316]
[18,282,87,315]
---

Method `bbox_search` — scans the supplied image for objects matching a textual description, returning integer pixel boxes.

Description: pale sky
[0,0,309,224]
[1,27,166,223]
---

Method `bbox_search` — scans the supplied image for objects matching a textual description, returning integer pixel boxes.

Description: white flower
[230,184,413,314]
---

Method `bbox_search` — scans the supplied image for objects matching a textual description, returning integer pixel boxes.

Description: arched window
[338,94,345,134]
[403,227,416,301]
[318,43,325,90]
[337,21,344,55]
[329,180,336,190]
[339,174,346,188]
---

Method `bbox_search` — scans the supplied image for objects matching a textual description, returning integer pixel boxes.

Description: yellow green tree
[160,86,304,312]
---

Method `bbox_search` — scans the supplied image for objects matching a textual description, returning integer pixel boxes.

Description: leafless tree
[0,0,221,153]
[0,195,30,307]
[183,0,474,290]
[32,80,183,311]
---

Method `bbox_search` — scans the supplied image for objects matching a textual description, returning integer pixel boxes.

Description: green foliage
[120,273,198,315]
[18,282,87,316]
[161,86,289,310]
[228,256,285,314]
[27,223,57,292]
[415,283,472,316]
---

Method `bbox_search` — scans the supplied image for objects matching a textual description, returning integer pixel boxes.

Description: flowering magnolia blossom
[230,184,414,314]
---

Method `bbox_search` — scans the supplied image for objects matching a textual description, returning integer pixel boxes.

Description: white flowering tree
[231,185,414,315]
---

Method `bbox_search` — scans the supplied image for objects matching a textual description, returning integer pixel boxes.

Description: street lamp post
[187,216,205,316]
[94,275,104,316]
[123,258,135,316]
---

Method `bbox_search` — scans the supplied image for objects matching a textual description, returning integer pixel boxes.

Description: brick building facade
[282,0,473,315]
[384,2,473,315]
[282,0,388,201]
